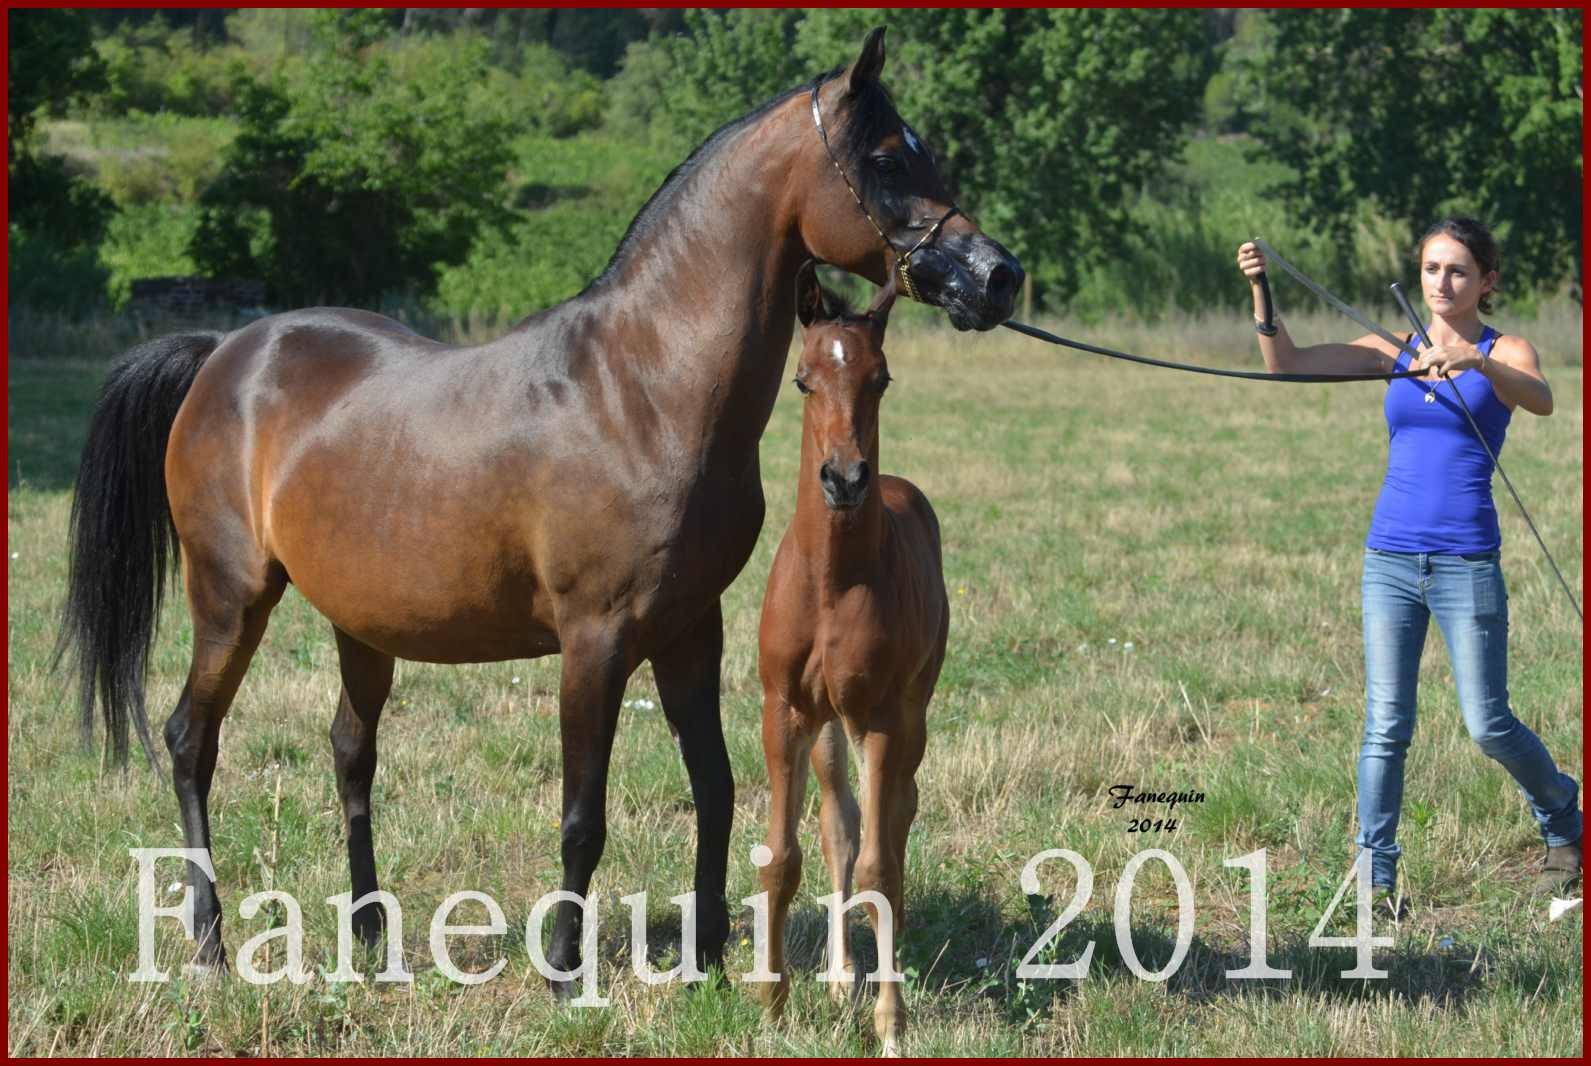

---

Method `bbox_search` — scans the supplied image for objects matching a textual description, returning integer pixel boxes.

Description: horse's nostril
[852,461,870,490]
[985,264,1017,308]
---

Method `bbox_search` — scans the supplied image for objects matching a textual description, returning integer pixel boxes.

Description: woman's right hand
[1236,242,1267,285]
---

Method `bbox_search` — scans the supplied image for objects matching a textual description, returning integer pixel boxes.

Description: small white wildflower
[1076,643,1088,652]
[1123,642,1135,652]
[167,881,183,894]
[1106,638,1118,646]
[511,676,521,685]
[9,552,17,560]
[975,957,989,969]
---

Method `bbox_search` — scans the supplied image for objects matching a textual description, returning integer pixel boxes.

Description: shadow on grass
[680,882,1579,1025]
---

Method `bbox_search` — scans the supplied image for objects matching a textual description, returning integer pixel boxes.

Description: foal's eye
[874,372,892,394]
[793,377,812,396]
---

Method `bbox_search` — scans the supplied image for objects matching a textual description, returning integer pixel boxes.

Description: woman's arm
[1237,243,1398,375]
[1415,335,1554,415]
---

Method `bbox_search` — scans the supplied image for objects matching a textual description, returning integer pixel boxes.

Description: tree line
[8,8,1582,320]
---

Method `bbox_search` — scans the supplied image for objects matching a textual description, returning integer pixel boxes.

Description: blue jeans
[1357,547,1582,887]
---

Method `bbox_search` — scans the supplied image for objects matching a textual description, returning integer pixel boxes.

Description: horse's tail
[52,331,226,771]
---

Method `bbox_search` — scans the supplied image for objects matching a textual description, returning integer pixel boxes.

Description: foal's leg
[810,718,861,1004]
[164,546,285,974]
[545,624,636,1000]
[329,628,395,950]
[856,716,926,1057]
[758,695,819,1015]
[651,602,734,975]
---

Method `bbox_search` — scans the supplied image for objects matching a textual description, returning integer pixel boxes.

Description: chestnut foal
[756,263,948,1056]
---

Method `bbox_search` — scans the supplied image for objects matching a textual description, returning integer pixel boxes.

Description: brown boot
[1533,839,1582,894]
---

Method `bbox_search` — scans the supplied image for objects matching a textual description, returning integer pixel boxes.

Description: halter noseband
[809,83,960,304]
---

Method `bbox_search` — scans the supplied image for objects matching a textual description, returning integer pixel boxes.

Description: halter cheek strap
[809,84,960,303]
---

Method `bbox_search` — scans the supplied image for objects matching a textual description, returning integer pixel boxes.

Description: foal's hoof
[548,977,579,1005]
[755,976,791,1017]
[826,966,860,1006]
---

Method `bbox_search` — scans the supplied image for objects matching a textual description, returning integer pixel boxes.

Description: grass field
[6,305,1583,1056]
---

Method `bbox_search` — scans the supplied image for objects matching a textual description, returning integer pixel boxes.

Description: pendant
[1424,392,1436,404]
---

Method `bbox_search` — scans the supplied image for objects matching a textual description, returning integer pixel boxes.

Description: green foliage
[9,8,115,315]
[606,9,805,155]
[7,8,108,154]
[1239,8,1583,304]
[433,132,677,317]
[86,114,235,207]
[796,10,1218,310]
[91,19,239,117]
[7,224,111,315]
[97,203,201,308]
[191,15,515,307]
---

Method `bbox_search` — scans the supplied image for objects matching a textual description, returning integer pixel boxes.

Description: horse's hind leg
[810,718,861,1004]
[329,628,395,950]
[164,545,285,974]
[652,602,734,975]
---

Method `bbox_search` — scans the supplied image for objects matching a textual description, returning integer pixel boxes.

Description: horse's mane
[585,65,902,293]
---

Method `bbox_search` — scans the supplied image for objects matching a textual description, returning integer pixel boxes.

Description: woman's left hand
[1414,343,1484,380]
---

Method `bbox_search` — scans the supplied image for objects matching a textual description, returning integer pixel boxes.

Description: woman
[1235,218,1581,906]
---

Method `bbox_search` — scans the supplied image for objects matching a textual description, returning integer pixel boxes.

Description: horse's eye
[793,377,812,396]
[870,154,905,176]
[875,372,892,395]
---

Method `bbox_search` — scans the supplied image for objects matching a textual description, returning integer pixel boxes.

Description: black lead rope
[1000,238,1426,383]
[1387,283,1583,623]
[999,319,1424,383]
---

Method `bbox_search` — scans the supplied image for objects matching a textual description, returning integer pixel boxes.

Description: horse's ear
[866,272,899,331]
[847,26,886,95]
[796,260,828,328]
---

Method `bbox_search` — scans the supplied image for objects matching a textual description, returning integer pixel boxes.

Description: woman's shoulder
[1488,330,1541,369]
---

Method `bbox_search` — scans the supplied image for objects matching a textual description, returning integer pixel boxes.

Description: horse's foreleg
[545,625,635,1000]
[652,602,733,975]
[758,696,817,1015]
[810,718,861,1003]
[329,629,395,950]
[165,548,284,975]
[857,720,925,1057]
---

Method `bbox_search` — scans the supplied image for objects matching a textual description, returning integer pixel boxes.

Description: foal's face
[802,28,1024,333]
[794,263,893,512]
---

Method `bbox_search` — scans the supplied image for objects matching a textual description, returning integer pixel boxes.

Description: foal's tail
[52,332,225,771]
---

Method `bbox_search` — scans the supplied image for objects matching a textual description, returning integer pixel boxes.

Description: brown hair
[1417,217,1501,314]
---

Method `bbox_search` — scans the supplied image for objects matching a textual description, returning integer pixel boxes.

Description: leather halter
[809,83,960,303]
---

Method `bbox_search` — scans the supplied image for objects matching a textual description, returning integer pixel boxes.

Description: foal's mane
[585,65,902,294]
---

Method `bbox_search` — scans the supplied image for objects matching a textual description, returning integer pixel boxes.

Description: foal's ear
[796,260,829,328]
[866,272,899,331]
[847,26,887,95]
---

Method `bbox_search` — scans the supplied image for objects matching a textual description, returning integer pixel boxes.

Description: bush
[7,226,111,316]
[97,203,201,308]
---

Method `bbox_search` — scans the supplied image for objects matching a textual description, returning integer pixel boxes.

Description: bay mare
[56,28,1021,989]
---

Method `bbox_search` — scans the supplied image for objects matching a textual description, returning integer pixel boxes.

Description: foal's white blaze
[830,339,847,366]
[903,126,923,156]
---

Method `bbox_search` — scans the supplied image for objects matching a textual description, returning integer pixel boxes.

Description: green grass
[6,307,1582,1056]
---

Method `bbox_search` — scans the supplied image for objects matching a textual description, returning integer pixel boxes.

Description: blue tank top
[1366,326,1509,553]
